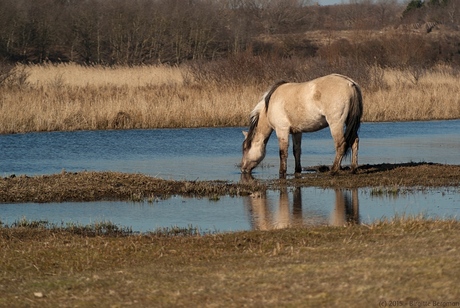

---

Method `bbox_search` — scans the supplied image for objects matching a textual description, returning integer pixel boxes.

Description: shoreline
[2,118,459,136]
[2,162,460,203]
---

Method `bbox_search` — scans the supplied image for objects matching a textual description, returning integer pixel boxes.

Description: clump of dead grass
[6,217,133,237]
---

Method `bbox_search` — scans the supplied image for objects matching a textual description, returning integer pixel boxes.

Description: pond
[1,187,458,233]
[1,120,460,232]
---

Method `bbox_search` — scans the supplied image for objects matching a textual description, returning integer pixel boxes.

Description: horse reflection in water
[244,185,359,230]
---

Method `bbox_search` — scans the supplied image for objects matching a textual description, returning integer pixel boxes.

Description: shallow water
[1,188,459,233]
[2,120,460,181]
[1,120,460,232]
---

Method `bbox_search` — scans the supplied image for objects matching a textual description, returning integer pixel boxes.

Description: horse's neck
[255,112,273,144]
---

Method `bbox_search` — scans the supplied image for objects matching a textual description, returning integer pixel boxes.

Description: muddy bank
[1,162,459,203]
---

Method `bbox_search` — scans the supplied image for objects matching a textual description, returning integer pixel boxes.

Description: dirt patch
[1,162,459,203]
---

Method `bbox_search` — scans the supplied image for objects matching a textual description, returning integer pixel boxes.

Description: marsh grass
[150,225,203,237]
[6,217,133,236]
[364,66,460,122]
[0,63,459,134]
[370,186,404,198]
[1,217,460,306]
[0,63,258,133]
[25,62,185,87]
[0,171,267,203]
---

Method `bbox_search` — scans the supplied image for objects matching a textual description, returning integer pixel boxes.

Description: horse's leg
[292,133,302,174]
[330,124,346,175]
[351,136,359,174]
[276,130,290,178]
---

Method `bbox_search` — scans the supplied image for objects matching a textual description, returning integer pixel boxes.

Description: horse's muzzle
[240,165,255,174]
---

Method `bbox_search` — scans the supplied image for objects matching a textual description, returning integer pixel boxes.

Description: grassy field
[0,63,459,134]
[1,218,460,307]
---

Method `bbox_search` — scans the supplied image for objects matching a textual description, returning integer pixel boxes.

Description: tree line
[0,0,459,66]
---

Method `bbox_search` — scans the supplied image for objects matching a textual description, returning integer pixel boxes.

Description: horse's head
[241,100,270,174]
[241,130,266,174]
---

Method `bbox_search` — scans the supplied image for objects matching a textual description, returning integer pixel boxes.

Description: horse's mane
[264,80,288,110]
[244,81,287,150]
[244,101,263,149]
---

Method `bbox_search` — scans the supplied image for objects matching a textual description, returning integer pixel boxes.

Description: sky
[316,0,346,4]
[316,0,405,5]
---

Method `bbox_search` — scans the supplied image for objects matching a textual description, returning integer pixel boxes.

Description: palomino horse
[241,74,363,177]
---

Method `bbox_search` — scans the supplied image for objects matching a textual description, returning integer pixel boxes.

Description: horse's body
[241,74,363,177]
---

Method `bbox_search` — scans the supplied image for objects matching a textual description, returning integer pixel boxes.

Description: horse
[240,74,363,178]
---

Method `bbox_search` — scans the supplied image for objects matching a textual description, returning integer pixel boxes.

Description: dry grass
[0,63,258,133]
[24,62,185,87]
[0,63,459,134]
[1,218,460,306]
[364,66,460,122]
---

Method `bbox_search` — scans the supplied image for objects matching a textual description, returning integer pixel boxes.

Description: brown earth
[2,162,459,203]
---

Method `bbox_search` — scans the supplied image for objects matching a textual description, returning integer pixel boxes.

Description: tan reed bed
[0,63,260,133]
[0,63,459,134]
[364,66,460,122]
[24,62,185,87]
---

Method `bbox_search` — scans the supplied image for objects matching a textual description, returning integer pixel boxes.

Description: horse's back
[305,74,358,104]
[267,74,358,133]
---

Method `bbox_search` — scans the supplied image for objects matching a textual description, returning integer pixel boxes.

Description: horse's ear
[242,131,248,138]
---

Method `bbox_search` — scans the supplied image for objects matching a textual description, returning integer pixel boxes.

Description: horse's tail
[264,80,288,111]
[344,81,363,155]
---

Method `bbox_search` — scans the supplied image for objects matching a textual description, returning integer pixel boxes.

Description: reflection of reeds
[1,63,459,134]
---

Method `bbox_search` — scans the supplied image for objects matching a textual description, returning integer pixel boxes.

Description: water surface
[1,188,458,233]
[2,120,459,181]
[1,120,459,232]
